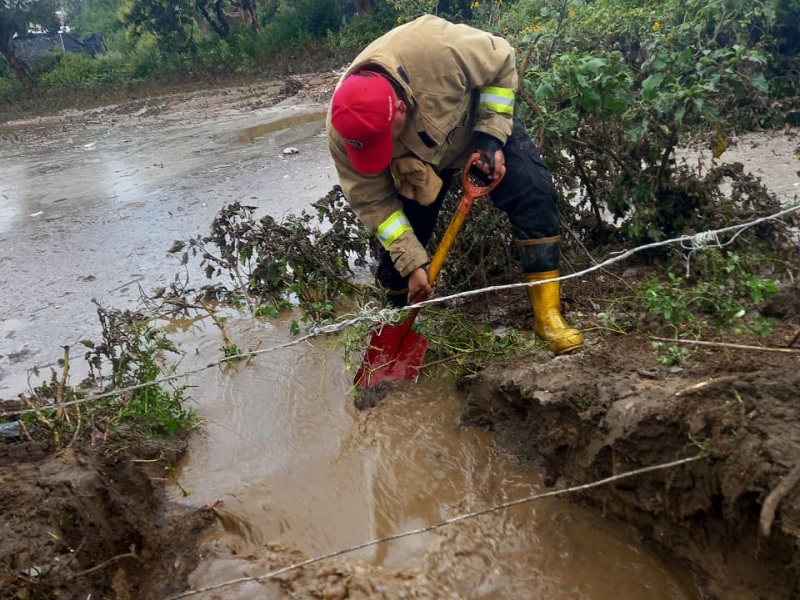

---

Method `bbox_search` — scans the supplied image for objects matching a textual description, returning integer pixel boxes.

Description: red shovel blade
[354,322,429,389]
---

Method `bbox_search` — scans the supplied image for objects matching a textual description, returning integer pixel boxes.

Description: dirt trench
[462,312,800,599]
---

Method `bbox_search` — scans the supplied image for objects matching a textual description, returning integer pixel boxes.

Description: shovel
[354,153,504,389]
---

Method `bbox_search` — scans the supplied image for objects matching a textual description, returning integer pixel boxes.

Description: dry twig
[651,336,800,354]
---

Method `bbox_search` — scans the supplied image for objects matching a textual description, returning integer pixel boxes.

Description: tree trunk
[0,37,29,87]
[212,0,231,37]
[352,0,377,15]
[240,0,259,34]
[198,1,229,37]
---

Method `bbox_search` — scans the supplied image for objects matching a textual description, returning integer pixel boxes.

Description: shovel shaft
[427,153,503,286]
[355,153,504,388]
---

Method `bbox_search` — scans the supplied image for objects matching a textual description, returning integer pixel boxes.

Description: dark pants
[376,117,561,299]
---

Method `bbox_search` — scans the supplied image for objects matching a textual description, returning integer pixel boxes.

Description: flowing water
[170,313,699,599]
[1,92,701,599]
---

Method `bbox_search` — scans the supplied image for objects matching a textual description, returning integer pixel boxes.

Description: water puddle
[237,111,328,144]
[170,313,700,599]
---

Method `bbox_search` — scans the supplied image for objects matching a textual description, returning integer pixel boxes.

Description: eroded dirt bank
[0,437,214,599]
[463,301,800,599]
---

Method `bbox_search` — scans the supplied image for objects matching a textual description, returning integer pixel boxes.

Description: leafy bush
[640,248,780,337]
[173,189,372,325]
[254,0,342,56]
[33,51,127,92]
[0,63,23,104]
[513,0,787,245]
[15,303,197,447]
[126,33,173,80]
[329,9,395,50]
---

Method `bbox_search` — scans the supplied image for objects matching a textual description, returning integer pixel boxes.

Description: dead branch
[651,336,800,354]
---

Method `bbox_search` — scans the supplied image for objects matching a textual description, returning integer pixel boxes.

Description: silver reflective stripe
[478,86,515,115]
[376,210,412,249]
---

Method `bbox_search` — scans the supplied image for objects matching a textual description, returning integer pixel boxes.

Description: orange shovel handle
[426,153,505,286]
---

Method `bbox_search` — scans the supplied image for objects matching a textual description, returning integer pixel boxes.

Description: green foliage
[64,0,126,46]
[466,0,508,32]
[126,33,173,78]
[517,0,786,245]
[86,303,197,437]
[388,0,473,25]
[651,341,691,366]
[14,303,196,447]
[638,249,779,338]
[0,0,60,83]
[31,51,127,91]
[119,0,197,51]
[193,29,257,72]
[174,188,372,324]
[0,62,22,102]
[253,0,341,55]
[416,309,542,380]
[329,5,396,50]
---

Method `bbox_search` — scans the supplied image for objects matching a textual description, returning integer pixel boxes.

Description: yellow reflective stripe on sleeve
[478,86,515,115]
[376,210,412,249]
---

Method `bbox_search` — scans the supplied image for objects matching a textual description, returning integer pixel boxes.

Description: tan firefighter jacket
[326,14,517,278]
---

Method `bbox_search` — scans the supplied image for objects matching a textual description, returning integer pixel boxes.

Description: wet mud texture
[463,305,800,600]
[0,438,214,599]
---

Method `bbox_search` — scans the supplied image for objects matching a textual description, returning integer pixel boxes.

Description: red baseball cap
[330,71,396,175]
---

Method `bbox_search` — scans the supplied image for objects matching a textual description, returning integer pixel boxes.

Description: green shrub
[515,0,784,244]
[255,0,341,57]
[329,10,393,50]
[32,51,127,92]
[0,63,23,104]
[639,249,780,337]
[126,33,169,79]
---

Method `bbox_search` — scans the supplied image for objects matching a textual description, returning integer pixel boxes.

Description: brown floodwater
[170,312,699,599]
[1,93,701,599]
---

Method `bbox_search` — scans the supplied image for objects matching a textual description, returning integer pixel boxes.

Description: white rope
[406,203,800,308]
[164,454,705,599]
[3,204,797,419]
[0,316,377,417]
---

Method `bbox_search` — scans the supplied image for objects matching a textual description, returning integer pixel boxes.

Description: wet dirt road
[0,89,701,598]
[0,94,332,394]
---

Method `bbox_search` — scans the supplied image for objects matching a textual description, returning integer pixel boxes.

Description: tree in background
[119,0,197,51]
[196,0,260,37]
[63,0,124,40]
[0,0,60,83]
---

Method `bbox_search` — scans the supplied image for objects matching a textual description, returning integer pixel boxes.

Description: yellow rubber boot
[524,270,584,354]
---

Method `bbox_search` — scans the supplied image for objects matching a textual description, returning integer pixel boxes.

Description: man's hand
[407,266,432,303]
[474,132,506,181]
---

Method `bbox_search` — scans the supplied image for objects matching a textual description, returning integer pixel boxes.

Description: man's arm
[327,125,430,279]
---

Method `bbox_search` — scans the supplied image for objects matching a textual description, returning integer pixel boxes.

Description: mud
[1,72,800,600]
[463,325,800,600]
[0,437,214,599]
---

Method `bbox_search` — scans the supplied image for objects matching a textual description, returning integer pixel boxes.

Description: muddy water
[173,313,698,599]
[2,93,699,599]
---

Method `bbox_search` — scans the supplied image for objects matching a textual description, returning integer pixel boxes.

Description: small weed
[639,249,781,341]
[688,432,710,454]
[652,341,691,366]
[749,316,775,338]
[14,303,197,447]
